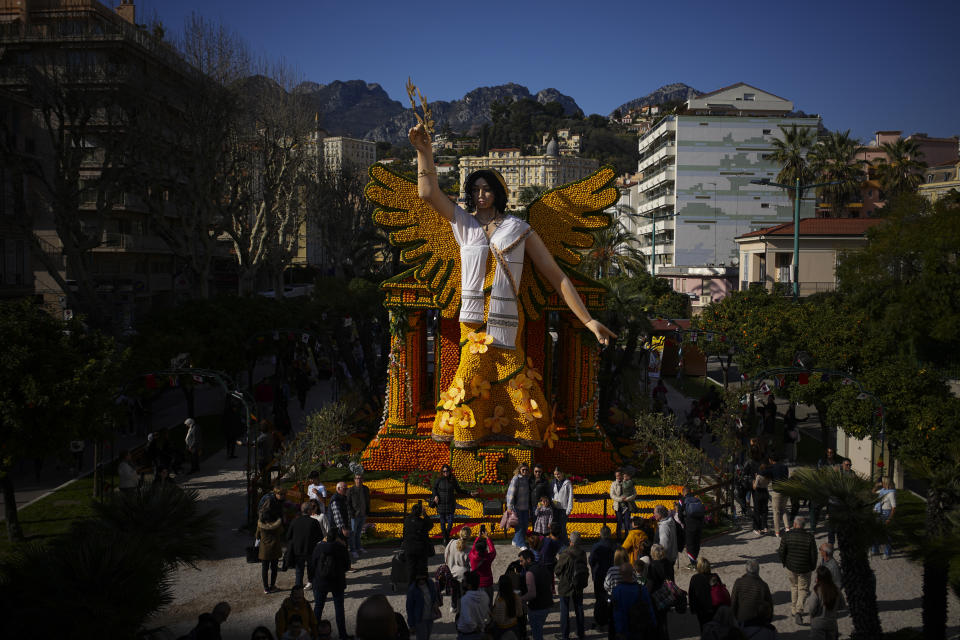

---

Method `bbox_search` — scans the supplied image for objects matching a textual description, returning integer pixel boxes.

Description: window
[761,203,770,208]
[744,93,756,101]
[763,129,771,135]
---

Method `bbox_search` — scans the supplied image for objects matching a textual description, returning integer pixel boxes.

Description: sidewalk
[155,456,957,639]
[0,361,334,521]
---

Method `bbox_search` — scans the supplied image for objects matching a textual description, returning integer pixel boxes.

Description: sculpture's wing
[519,165,619,319]
[366,163,461,316]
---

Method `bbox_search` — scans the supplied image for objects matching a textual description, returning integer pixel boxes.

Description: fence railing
[341,479,731,539]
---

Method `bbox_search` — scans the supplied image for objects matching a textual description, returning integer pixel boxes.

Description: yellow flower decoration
[520,396,543,419]
[450,405,476,429]
[483,405,508,433]
[470,375,491,400]
[436,411,455,435]
[440,378,466,410]
[467,331,494,354]
[525,357,543,382]
[508,372,533,392]
[542,422,560,448]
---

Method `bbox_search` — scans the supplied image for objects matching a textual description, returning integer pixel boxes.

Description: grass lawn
[0,476,97,559]
[1,414,227,560]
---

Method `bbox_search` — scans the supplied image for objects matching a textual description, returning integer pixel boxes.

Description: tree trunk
[837,526,883,638]
[814,400,830,448]
[922,486,949,640]
[1,473,24,542]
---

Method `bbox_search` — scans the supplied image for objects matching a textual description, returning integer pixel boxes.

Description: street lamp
[642,211,677,277]
[750,177,841,301]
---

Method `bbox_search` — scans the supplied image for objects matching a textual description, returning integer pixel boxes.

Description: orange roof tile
[737,218,885,239]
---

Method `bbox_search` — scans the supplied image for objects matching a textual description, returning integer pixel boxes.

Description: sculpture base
[360,414,619,484]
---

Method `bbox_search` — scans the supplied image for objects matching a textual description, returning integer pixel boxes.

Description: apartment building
[0,0,202,327]
[323,136,376,172]
[632,83,820,275]
[918,161,960,203]
[459,145,598,209]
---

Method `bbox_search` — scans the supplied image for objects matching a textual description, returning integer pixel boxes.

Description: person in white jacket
[184,417,201,474]
[551,468,574,543]
[444,527,472,613]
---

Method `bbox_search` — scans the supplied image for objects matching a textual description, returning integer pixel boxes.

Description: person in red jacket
[468,526,497,600]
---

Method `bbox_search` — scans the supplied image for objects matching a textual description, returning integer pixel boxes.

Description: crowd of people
[171,375,902,640]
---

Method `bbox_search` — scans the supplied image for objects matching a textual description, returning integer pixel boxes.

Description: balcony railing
[638,166,676,194]
[98,232,171,252]
[637,194,675,215]
[638,141,676,173]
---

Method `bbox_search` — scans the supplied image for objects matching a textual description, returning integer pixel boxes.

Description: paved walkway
[155,453,959,639]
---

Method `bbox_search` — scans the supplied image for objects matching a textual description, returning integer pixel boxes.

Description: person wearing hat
[184,417,201,474]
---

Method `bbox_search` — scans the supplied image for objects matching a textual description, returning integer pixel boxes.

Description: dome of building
[545,137,559,157]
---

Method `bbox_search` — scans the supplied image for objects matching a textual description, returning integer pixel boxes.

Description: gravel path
[154,456,958,640]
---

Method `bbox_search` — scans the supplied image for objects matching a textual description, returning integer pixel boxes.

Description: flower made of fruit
[467,331,493,355]
[470,375,491,400]
[484,405,508,434]
[542,422,560,449]
[440,378,466,410]
[450,405,476,430]
[525,358,543,382]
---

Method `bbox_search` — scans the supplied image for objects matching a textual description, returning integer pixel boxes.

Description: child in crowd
[533,495,553,536]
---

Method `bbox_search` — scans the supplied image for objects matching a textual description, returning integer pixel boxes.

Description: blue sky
[139,0,958,143]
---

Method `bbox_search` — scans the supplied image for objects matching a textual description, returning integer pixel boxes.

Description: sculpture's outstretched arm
[526,231,617,346]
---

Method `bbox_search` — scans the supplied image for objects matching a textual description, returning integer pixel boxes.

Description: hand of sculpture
[408,123,431,154]
[586,319,617,347]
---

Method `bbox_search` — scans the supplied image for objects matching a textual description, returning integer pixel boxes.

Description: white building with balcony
[633,83,819,277]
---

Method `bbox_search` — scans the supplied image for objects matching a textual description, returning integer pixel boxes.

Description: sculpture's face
[471,178,496,210]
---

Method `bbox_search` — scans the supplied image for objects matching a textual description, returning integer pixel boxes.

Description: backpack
[710,581,731,608]
[684,496,705,517]
[652,579,687,613]
[435,563,453,596]
[627,587,655,636]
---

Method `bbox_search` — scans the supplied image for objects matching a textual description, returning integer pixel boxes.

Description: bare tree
[306,164,390,279]
[221,62,313,296]
[126,14,252,299]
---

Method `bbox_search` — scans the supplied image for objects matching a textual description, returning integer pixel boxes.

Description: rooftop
[737,218,885,239]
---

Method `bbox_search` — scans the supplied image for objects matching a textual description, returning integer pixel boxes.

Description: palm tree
[893,444,960,640]
[775,467,884,639]
[809,130,865,217]
[875,138,927,198]
[582,218,647,279]
[769,124,817,207]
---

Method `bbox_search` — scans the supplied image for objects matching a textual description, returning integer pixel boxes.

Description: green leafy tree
[836,194,960,367]
[874,138,927,198]
[596,272,689,425]
[0,300,125,541]
[775,467,884,639]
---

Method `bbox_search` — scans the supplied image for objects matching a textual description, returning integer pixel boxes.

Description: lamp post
[750,177,840,301]
[644,211,677,277]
